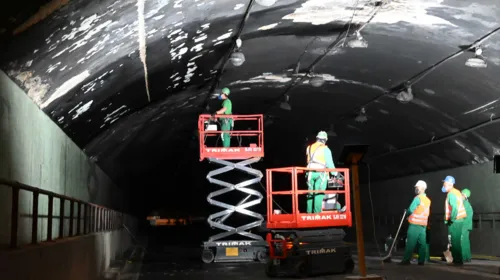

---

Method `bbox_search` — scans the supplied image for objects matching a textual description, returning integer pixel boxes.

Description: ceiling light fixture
[355,107,367,123]
[256,0,277,7]
[465,47,487,68]
[347,31,368,48]
[280,94,291,111]
[396,86,414,103]
[308,71,325,87]
[230,38,245,67]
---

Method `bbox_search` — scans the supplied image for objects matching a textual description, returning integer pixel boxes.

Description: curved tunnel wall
[0,70,130,247]
[360,161,500,256]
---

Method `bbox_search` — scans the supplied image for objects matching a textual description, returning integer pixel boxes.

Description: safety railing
[0,178,126,249]
[266,167,352,229]
[198,114,264,161]
[372,212,500,230]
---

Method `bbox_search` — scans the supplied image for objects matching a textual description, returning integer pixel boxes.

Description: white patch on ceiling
[170,72,179,79]
[282,0,456,27]
[258,23,279,30]
[169,40,189,61]
[145,0,170,18]
[46,62,61,73]
[174,0,183,8]
[454,139,483,163]
[101,105,129,128]
[234,3,245,10]
[50,14,113,58]
[463,99,499,115]
[379,109,389,115]
[410,98,432,109]
[240,87,251,91]
[81,70,114,94]
[69,100,94,120]
[190,54,203,61]
[41,71,90,108]
[184,61,197,83]
[230,74,293,85]
[213,31,233,42]
[423,88,435,95]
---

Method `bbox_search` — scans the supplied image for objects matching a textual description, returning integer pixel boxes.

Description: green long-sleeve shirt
[446,190,463,223]
[463,199,474,230]
[407,194,427,217]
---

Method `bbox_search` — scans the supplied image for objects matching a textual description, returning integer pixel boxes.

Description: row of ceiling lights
[225,0,491,128]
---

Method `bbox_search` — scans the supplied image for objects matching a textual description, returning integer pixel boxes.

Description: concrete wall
[0,226,138,280]
[0,70,129,247]
[359,161,500,256]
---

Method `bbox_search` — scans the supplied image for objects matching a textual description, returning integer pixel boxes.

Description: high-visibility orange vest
[445,188,467,221]
[408,194,431,226]
[306,142,327,169]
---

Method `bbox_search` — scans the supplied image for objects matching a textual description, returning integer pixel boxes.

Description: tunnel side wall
[0,70,130,247]
[360,161,500,256]
[0,224,138,280]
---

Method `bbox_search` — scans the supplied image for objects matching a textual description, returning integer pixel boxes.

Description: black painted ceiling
[2,0,500,187]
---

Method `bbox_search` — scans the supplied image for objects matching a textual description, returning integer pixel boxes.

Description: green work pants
[448,221,464,264]
[306,172,328,213]
[402,224,427,264]
[461,228,471,262]
[221,119,233,147]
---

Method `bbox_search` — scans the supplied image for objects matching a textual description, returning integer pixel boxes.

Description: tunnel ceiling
[2,0,500,185]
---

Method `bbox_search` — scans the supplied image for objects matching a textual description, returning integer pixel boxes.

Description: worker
[461,188,473,263]
[212,87,233,147]
[442,175,467,266]
[399,180,431,266]
[305,131,337,213]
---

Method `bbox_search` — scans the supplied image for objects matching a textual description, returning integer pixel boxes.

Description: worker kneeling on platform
[305,131,337,214]
[400,180,431,266]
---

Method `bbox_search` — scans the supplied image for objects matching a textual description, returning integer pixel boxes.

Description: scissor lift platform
[264,167,354,277]
[198,114,267,263]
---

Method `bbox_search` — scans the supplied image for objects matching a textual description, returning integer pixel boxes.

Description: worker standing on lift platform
[442,175,467,266]
[461,188,473,263]
[305,131,337,214]
[400,180,431,266]
[212,87,233,147]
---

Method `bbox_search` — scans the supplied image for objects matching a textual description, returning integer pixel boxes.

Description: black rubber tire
[344,258,355,273]
[201,249,215,264]
[294,260,308,278]
[256,250,268,263]
[265,260,278,278]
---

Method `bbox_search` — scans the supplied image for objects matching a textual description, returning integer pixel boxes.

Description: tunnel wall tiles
[0,70,127,246]
[359,160,500,255]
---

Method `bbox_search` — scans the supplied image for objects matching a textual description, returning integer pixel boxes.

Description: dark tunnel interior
[2,0,500,254]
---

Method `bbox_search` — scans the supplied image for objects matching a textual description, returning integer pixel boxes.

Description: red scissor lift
[198,114,268,264]
[264,167,355,277]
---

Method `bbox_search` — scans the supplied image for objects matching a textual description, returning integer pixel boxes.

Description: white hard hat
[415,180,427,189]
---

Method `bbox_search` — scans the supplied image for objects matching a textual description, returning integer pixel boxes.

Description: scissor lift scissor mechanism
[198,114,267,263]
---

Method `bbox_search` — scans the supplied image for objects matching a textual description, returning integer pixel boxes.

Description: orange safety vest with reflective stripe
[408,194,431,226]
[306,142,327,169]
[445,188,467,221]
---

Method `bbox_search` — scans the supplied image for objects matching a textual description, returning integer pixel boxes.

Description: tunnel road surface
[124,225,500,280]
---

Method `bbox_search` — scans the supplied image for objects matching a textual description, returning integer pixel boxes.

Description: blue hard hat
[443,175,455,184]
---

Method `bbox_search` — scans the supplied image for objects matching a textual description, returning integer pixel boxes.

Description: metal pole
[351,155,366,277]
